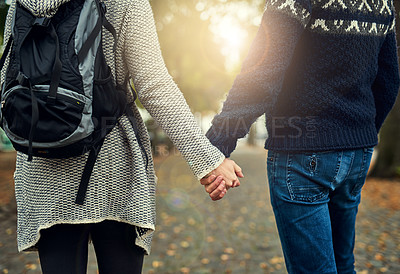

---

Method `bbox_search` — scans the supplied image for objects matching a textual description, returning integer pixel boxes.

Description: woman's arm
[122,0,240,187]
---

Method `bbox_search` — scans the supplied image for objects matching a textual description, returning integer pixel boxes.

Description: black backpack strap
[77,0,108,64]
[100,3,116,46]
[75,139,105,205]
[46,23,62,104]
[27,87,39,161]
[74,0,108,204]
[77,16,102,63]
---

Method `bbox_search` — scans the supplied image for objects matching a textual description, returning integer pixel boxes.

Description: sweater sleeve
[122,0,225,179]
[372,26,400,132]
[0,0,15,85]
[206,0,311,157]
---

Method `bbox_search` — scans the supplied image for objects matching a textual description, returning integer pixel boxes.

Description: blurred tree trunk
[372,98,400,177]
[371,0,400,178]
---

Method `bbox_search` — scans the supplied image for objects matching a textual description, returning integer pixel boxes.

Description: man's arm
[372,27,400,132]
[206,0,312,157]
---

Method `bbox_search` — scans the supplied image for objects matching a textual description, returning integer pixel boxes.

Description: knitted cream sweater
[1,0,225,254]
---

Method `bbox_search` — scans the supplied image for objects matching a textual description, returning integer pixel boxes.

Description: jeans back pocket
[286,150,349,203]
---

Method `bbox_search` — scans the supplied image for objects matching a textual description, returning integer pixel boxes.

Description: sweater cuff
[206,127,238,158]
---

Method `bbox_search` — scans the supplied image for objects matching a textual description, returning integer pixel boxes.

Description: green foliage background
[0,1,9,45]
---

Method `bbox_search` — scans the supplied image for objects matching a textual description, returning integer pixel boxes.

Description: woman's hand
[200,158,244,200]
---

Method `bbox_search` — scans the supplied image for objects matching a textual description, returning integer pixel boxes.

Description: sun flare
[197,0,263,71]
[217,19,246,51]
[210,15,248,70]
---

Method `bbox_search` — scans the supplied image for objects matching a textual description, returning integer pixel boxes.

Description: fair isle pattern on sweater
[317,0,391,14]
[1,0,225,254]
[267,0,395,33]
[310,18,395,35]
[267,0,311,26]
[309,0,395,35]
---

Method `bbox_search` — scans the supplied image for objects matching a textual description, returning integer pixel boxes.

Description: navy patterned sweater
[206,0,400,157]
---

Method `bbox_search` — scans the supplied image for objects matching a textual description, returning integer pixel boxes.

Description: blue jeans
[267,148,373,274]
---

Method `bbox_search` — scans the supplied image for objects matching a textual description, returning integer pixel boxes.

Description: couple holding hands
[2,0,399,273]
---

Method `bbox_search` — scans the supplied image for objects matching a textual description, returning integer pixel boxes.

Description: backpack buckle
[33,17,51,27]
[16,72,30,87]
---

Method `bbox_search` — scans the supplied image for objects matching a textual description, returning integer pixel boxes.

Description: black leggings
[37,220,144,274]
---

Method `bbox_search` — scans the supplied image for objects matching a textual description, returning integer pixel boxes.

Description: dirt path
[0,147,399,273]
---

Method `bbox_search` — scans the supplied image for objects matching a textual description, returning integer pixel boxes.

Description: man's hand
[200,158,244,201]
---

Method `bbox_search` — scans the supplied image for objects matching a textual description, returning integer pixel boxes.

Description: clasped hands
[200,158,244,201]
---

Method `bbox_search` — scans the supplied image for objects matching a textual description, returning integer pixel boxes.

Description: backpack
[0,0,146,205]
